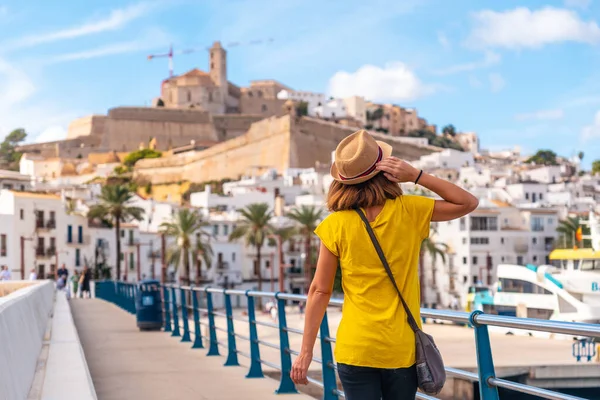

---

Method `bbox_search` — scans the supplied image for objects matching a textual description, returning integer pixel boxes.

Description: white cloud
[4,3,151,50]
[45,28,171,64]
[328,62,436,102]
[489,73,505,92]
[564,0,592,9]
[581,110,600,141]
[437,31,451,50]
[433,51,500,75]
[515,109,565,121]
[467,7,600,49]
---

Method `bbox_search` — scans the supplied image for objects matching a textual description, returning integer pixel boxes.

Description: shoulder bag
[355,208,446,395]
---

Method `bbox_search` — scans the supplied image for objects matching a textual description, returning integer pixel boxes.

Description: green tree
[592,160,600,175]
[0,128,27,170]
[295,101,309,117]
[160,208,212,285]
[229,203,274,303]
[556,216,581,248]
[526,150,558,166]
[287,205,324,291]
[578,151,584,161]
[123,149,162,168]
[88,185,144,280]
[442,124,457,137]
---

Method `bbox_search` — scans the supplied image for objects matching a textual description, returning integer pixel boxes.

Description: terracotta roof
[491,200,511,207]
[164,69,216,86]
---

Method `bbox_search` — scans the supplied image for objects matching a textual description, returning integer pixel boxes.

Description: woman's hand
[291,351,312,385]
[376,156,420,183]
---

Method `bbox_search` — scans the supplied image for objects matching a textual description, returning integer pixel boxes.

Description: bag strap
[355,208,420,333]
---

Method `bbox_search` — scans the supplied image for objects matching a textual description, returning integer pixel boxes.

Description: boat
[470,211,600,337]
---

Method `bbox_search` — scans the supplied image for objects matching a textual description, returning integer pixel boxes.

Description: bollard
[274,293,297,394]
[205,288,220,356]
[163,286,172,332]
[470,311,499,400]
[180,287,191,342]
[191,288,204,349]
[319,312,338,400]
[245,292,264,378]
[224,291,239,366]
[171,286,181,337]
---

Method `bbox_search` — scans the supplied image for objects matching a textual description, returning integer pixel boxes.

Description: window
[67,225,73,243]
[516,255,524,265]
[75,249,81,267]
[539,193,544,200]
[232,252,236,262]
[78,226,83,244]
[531,217,544,232]
[50,211,55,222]
[470,237,490,245]
[499,278,551,294]
[532,193,537,202]
[472,256,478,264]
[501,237,505,244]
[213,225,219,236]
[463,257,467,265]
[261,104,267,112]
[20,209,23,220]
[120,253,124,261]
[50,237,56,250]
[265,260,270,269]
[20,185,24,191]
[459,218,466,231]
[525,192,529,200]
[470,216,498,231]
[580,260,600,271]
[547,218,553,225]
[187,90,192,102]
[501,256,505,262]
[121,230,125,238]
[129,253,135,270]
[472,275,479,284]
[533,255,538,262]
[223,224,229,236]
[462,238,467,244]
[0,234,6,256]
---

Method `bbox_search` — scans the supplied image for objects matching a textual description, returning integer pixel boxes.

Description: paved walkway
[71,299,311,400]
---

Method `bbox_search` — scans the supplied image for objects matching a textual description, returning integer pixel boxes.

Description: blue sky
[1,0,600,167]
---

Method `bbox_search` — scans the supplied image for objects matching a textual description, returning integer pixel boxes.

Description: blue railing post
[205,288,220,356]
[245,292,264,378]
[163,286,172,332]
[171,286,181,337]
[319,312,338,400]
[130,285,137,314]
[470,311,500,400]
[180,287,191,342]
[224,291,239,366]
[191,288,203,349]
[275,293,297,394]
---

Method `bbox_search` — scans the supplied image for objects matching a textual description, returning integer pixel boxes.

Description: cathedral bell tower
[209,41,227,111]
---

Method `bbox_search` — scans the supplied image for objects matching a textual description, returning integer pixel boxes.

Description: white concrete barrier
[0,281,54,400]
[40,291,97,400]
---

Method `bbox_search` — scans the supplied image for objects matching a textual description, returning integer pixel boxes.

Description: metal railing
[95,281,600,400]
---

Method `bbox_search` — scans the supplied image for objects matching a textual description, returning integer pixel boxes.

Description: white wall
[0,281,54,400]
[521,166,562,184]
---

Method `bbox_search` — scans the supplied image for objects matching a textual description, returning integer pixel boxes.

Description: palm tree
[160,208,212,285]
[557,216,580,248]
[88,184,144,280]
[229,203,274,302]
[287,205,324,292]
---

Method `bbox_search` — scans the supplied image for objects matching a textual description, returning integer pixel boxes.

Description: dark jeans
[337,363,418,400]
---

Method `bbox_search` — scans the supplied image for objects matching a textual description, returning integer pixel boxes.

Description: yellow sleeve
[314,215,340,257]
[402,195,435,240]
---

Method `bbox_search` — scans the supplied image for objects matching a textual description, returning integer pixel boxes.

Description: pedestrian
[71,271,80,298]
[290,130,478,399]
[0,265,11,281]
[29,268,37,280]
[57,264,68,285]
[80,266,91,299]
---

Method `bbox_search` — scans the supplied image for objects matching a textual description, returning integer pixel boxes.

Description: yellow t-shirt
[314,195,435,369]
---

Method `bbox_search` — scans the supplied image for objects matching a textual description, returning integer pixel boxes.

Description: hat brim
[330,141,393,185]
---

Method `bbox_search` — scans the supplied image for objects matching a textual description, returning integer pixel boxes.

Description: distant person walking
[0,265,11,281]
[29,268,37,280]
[57,264,68,284]
[80,266,92,299]
[71,271,80,298]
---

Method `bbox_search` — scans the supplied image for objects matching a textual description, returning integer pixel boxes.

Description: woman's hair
[327,172,403,211]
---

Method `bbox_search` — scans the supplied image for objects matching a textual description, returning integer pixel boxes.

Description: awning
[549,249,600,260]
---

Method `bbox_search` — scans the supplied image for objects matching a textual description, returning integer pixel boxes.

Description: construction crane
[147,38,275,78]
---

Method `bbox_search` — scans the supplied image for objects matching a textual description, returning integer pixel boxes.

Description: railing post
[205,288,220,356]
[163,286,172,332]
[180,287,191,342]
[319,311,338,400]
[470,311,500,400]
[130,285,137,314]
[171,286,181,337]
[191,288,203,349]
[275,293,297,394]
[245,292,264,378]
[224,291,239,366]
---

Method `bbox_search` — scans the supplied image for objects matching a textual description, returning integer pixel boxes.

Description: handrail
[94,281,600,400]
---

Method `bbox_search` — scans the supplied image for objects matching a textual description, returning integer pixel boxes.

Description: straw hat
[330,130,392,185]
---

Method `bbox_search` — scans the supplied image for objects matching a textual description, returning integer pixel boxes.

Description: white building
[415,149,474,170]
[19,154,62,181]
[520,166,562,184]
[0,170,31,191]
[506,182,548,204]
[277,90,366,123]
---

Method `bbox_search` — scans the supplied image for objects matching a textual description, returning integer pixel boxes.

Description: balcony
[46,247,56,257]
[216,261,230,271]
[66,234,90,245]
[35,247,46,257]
[46,219,56,229]
[35,220,44,229]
